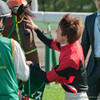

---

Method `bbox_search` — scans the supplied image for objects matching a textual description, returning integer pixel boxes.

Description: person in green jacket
[0,0,29,100]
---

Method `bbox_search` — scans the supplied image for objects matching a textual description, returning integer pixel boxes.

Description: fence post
[45,23,52,72]
[45,46,52,72]
[51,49,58,68]
[50,33,58,68]
[45,23,58,71]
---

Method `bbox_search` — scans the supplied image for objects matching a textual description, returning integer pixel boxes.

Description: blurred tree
[38,0,97,12]
[3,0,6,2]
[3,0,97,12]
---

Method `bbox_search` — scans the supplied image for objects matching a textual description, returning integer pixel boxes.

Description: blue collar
[97,11,100,16]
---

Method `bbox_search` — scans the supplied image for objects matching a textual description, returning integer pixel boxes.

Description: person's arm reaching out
[24,16,61,50]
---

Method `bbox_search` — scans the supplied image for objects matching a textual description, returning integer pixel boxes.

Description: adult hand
[24,16,38,30]
[26,60,33,66]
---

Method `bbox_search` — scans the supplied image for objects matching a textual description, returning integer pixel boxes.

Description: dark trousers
[87,59,100,100]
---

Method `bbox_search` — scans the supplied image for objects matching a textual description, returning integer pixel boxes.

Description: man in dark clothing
[81,0,100,100]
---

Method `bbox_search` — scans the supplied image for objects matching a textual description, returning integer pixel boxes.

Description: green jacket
[0,36,19,100]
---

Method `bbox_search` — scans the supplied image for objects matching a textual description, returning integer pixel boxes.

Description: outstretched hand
[24,16,38,30]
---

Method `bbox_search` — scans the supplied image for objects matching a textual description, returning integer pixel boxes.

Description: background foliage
[38,0,96,12]
[38,0,97,12]
[3,0,97,12]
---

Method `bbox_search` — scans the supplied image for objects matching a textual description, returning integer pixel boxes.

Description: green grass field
[31,83,65,100]
[42,83,65,100]
[35,21,58,29]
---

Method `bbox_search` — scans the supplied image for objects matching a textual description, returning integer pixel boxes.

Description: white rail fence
[32,11,93,23]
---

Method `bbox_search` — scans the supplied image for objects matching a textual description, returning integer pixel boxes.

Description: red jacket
[30,29,88,93]
[46,39,86,93]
